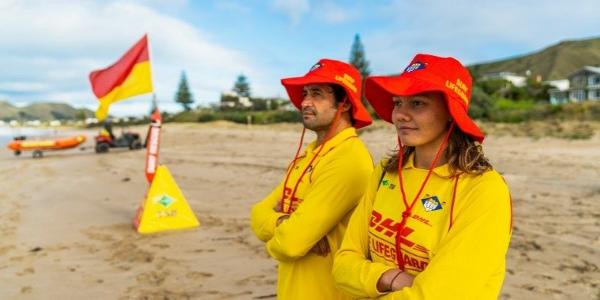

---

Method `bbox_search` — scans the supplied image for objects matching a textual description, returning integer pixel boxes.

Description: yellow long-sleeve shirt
[333,157,512,300]
[251,127,374,300]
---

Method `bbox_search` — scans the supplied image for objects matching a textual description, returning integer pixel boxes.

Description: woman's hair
[384,126,493,177]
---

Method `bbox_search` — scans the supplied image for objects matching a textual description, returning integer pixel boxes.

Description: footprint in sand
[519,284,536,291]
[236,274,273,286]
[543,288,563,295]
[16,267,35,276]
[224,219,249,233]
[154,256,181,270]
[559,260,598,273]
[0,245,15,256]
[125,288,195,299]
[150,243,170,249]
[202,215,225,227]
[85,231,117,243]
[110,243,154,264]
[192,248,216,253]
[185,271,213,280]
[136,270,170,286]
[511,239,543,251]
[20,286,32,294]
[9,256,24,262]
[533,274,554,280]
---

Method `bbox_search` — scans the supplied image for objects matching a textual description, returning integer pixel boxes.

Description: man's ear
[340,98,351,112]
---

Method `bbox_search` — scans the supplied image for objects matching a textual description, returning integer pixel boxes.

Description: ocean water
[0,127,56,147]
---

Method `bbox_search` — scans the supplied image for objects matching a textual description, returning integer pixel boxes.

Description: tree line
[174,34,568,124]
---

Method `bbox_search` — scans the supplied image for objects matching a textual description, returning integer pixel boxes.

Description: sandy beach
[0,121,598,299]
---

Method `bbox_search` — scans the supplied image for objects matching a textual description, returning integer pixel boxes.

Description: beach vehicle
[7,135,87,158]
[94,127,143,153]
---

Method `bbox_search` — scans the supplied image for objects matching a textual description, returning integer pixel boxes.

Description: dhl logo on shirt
[369,211,418,248]
[369,210,400,237]
[282,187,304,213]
[369,210,430,272]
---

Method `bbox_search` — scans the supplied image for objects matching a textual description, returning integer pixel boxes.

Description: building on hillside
[480,71,527,87]
[238,96,252,108]
[25,120,41,127]
[278,101,296,111]
[548,66,600,104]
[220,91,252,109]
[85,118,98,125]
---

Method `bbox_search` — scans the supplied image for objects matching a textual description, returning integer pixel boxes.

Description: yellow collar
[305,127,358,156]
[402,152,451,177]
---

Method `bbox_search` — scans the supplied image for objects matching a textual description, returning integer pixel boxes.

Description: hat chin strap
[279,100,348,213]
[394,122,455,270]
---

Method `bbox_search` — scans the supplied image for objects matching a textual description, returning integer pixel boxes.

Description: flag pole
[146,33,158,113]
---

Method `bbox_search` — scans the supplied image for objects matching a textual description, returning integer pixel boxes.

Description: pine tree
[175,71,194,111]
[349,34,370,79]
[233,74,251,98]
[349,34,372,112]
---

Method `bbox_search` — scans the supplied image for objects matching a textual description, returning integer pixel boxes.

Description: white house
[238,96,253,108]
[549,66,600,104]
[85,117,98,125]
[544,79,569,90]
[481,71,527,87]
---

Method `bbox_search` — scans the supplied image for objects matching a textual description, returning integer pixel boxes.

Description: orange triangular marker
[133,165,200,234]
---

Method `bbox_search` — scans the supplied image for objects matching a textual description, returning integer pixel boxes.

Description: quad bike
[94,122,142,153]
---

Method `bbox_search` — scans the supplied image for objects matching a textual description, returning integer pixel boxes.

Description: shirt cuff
[366,263,397,298]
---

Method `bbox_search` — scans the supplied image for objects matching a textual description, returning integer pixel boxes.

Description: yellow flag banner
[89,34,153,121]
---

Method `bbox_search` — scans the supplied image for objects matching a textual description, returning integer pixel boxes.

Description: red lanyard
[394,123,455,270]
[280,103,346,213]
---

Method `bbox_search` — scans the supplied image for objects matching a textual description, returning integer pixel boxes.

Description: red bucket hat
[281,58,372,129]
[365,53,484,143]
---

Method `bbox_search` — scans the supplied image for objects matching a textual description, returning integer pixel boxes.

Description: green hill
[469,36,600,80]
[0,101,19,120]
[0,101,94,121]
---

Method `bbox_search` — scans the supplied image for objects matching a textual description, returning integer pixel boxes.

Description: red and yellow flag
[89,34,153,121]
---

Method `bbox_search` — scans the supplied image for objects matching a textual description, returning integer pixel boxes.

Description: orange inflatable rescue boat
[7,135,86,158]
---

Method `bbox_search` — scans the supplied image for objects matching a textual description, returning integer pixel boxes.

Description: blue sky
[0,0,598,116]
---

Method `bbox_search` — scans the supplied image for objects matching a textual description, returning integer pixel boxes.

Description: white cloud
[313,1,356,24]
[2,0,597,117]
[366,0,600,74]
[272,0,310,25]
[0,0,266,116]
[271,0,359,25]
[0,82,50,93]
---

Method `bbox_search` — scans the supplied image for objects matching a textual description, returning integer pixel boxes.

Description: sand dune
[0,122,598,299]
